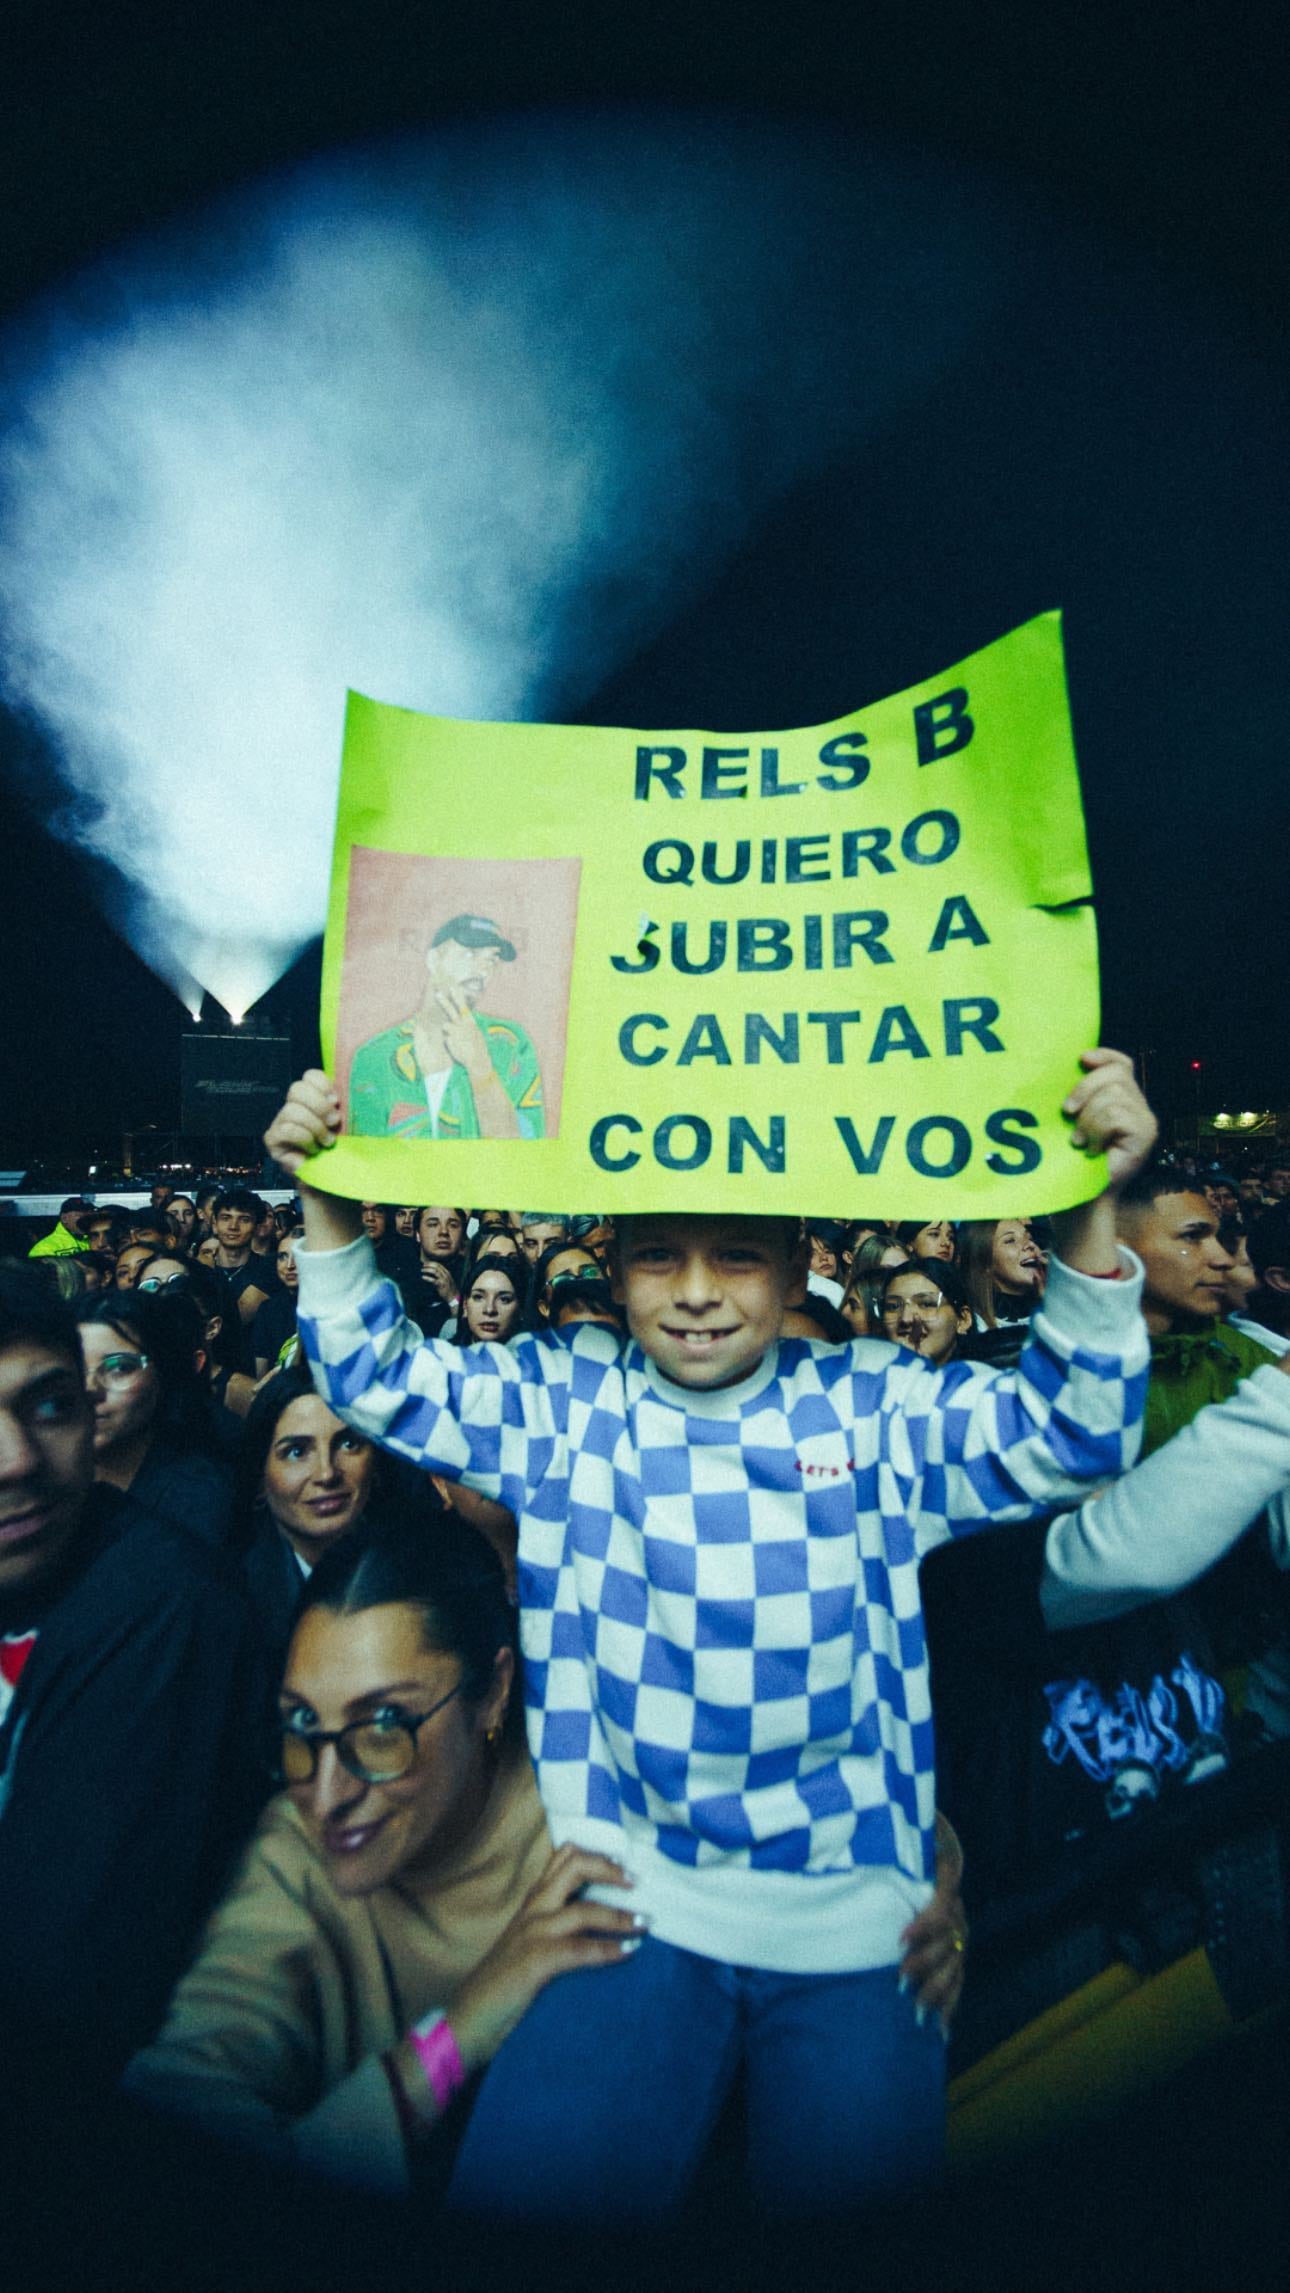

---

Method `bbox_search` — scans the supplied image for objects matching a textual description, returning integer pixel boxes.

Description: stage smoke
[0,114,1007,1015]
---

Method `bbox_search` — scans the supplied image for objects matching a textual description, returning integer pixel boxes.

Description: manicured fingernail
[1070,1132,1086,1150]
[619,1936,642,1955]
[631,1912,652,1930]
[915,2002,927,2029]
[897,1973,911,1996]
[938,2015,951,2044]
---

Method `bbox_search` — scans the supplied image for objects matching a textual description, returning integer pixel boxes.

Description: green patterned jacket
[347,1017,544,1141]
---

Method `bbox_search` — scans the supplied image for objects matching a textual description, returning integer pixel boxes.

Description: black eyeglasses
[279,1682,464,1785]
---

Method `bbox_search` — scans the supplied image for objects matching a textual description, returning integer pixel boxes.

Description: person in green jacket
[348,914,544,1143]
[1116,1160,1290,1730]
[1115,1163,1278,1451]
[27,1198,92,1259]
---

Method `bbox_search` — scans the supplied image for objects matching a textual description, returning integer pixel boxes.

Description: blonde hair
[956,1221,1001,1329]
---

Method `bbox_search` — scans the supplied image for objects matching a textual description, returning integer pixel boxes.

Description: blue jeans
[449,1938,946,2221]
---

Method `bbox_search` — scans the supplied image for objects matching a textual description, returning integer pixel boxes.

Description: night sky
[1,2,1287,1166]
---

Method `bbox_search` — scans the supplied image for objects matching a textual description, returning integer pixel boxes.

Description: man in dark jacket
[0,1264,266,2087]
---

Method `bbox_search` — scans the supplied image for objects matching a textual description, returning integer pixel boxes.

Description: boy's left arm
[913,1049,1157,1546]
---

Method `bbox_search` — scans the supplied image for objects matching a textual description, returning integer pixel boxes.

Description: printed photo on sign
[336,850,581,1142]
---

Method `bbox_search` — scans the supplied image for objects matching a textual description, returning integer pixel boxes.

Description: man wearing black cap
[348,912,545,1140]
[26,1198,92,1259]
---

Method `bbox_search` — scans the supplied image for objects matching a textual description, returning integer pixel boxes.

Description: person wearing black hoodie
[0,1264,266,2091]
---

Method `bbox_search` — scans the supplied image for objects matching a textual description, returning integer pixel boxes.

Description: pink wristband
[409,2011,466,2113]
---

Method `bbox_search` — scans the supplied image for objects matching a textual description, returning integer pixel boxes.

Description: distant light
[1190,1060,1203,1072]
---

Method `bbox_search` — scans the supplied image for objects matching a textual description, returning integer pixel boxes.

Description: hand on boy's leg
[900,1816,967,2038]
[449,1845,643,2077]
[899,1898,967,2040]
[1047,1048,1158,1275]
[264,1071,362,1251]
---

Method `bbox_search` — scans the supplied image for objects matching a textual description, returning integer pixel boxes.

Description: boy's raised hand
[264,1069,343,1180]
[265,1072,361,1251]
[1061,1048,1157,1192]
[1047,1048,1157,1276]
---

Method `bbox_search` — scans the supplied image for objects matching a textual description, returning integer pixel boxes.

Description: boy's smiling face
[611,1215,806,1390]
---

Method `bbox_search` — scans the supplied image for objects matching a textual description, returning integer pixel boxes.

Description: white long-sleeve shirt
[1042,1362,1290,1630]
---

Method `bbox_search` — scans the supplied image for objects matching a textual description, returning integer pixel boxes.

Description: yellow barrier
[948,1949,1233,2171]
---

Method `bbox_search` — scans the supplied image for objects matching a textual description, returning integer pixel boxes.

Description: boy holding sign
[266,1046,1154,2216]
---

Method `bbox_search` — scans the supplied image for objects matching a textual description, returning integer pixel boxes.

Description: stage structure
[180,1032,293,1142]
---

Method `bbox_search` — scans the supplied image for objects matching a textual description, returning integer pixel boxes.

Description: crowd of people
[3,1087,1290,2233]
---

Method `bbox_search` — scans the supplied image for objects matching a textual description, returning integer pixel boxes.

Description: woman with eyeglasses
[124,1514,637,2192]
[137,1250,266,1429]
[76,1291,234,1547]
[838,1233,909,1338]
[133,1251,192,1295]
[530,1238,601,1326]
[877,1259,975,1368]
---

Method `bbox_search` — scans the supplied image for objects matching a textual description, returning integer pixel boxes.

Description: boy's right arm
[264,1072,547,1500]
[265,1069,363,1253]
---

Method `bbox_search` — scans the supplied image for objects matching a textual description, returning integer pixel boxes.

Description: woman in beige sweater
[126,1512,639,2191]
[129,1510,968,2194]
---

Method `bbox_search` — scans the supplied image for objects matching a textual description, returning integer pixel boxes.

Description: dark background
[0,0,1287,1165]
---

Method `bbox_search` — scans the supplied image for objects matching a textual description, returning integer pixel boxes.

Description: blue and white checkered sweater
[297,1240,1148,1974]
